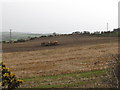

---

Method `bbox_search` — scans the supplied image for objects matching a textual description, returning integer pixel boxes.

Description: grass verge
[20,69,108,88]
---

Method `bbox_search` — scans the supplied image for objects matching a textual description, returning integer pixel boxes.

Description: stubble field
[2,35,118,88]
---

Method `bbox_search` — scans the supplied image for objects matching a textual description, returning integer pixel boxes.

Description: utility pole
[107,23,109,31]
[10,29,12,43]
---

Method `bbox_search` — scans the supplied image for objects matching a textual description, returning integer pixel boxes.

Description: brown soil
[2,35,118,78]
[2,35,118,53]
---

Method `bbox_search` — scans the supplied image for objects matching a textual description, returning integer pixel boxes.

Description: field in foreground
[2,36,118,88]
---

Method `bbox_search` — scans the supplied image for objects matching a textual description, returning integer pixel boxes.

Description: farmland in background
[2,35,118,88]
[0,32,51,42]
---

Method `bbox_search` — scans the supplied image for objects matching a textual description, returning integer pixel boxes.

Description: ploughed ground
[2,36,118,88]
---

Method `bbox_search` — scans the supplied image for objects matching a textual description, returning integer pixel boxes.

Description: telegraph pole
[10,29,12,43]
[107,23,109,31]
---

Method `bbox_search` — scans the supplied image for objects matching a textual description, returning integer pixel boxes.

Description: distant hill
[0,32,51,41]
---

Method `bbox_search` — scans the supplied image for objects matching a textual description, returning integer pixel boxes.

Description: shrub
[40,36,47,37]
[29,37,36,40]
[47,35,53,37]
[1,62,24,89]
[113,54,120,88]
[13,41,18,43]
[2,41,6,43]
[107,54,120,88]
[17,39,26,42]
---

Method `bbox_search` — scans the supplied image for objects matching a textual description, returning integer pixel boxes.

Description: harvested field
[2,36,118,88]
[2,35,118,53]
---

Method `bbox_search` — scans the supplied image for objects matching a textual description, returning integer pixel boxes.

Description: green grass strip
[35,81,91,88]
[21,69,107,82]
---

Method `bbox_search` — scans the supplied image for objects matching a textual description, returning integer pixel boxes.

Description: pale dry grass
[2,42,118,78]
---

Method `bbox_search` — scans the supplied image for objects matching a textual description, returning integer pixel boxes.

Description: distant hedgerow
[1,62,24,89]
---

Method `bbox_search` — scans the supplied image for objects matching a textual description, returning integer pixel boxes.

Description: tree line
[72,28,120,36]
[1,28,120,44]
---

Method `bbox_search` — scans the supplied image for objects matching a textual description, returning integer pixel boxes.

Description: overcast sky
[1,0,119,34]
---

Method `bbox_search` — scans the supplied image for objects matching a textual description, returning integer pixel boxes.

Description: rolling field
[2,35,118,88]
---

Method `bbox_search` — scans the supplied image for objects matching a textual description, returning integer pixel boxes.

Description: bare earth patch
[3,39,118,77]
[2,36,118,88]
